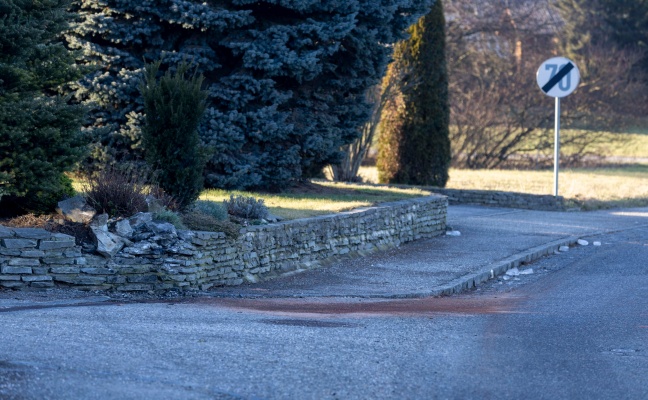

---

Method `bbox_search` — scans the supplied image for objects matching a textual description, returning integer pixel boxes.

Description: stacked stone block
[0,195,447,292]
[0,226,78,289]
[429,188,565,211]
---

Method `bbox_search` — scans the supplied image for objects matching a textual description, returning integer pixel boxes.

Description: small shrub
[224,195,269,220]
[83,165,150,218]
[153,209,185,229]
[181,211,241,238]
[192,200,228,221]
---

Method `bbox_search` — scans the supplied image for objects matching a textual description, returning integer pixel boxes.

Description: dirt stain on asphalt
[194,294,526,317]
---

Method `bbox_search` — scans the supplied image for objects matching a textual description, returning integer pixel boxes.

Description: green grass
[359,165,648,210]
[200,181,432,220]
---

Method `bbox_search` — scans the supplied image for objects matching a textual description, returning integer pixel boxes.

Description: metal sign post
[554,97,560,196]
[536,57,580,197]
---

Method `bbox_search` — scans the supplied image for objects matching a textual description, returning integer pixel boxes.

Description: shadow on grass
[202,181,434,221]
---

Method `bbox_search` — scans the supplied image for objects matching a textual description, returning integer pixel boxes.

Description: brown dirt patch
[0,214,93,246]
[193,294,526,317]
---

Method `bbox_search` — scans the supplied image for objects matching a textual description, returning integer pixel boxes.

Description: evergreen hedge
[377,0,450,187]
[0,0,87,216]
[66,0,432,190]
[140,61,208,210]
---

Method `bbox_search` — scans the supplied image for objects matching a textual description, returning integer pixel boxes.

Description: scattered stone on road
[577,239,589,246]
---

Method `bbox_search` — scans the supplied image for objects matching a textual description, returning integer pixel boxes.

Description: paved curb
[390,223,648,300]
[426,236,580,298]
[0,296,113,312]
[341,236,580,300]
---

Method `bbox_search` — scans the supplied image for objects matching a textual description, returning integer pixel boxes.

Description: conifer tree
[66,0,432,190]
[377,0,450,186]
[0,0,86,216]
[140,61,208,210]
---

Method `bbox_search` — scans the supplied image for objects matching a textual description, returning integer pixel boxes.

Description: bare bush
[445,0,647,169]
[329,78,399,182]
[83,165,176,218]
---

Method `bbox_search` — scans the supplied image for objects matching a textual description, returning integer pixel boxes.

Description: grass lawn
[359,165,648,210]
[554,130,648,159]
[200,181,432,220]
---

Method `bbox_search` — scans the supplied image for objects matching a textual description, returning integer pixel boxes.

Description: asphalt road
[1,222,647,399]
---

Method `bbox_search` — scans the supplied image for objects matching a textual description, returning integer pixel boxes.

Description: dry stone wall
[429,188,565,211]
[0,195,447,292]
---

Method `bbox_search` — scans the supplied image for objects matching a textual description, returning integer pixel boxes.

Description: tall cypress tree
[140,61,208,210]
[377,0,450,187]
[67,0,432,191]
[0,0,87,216]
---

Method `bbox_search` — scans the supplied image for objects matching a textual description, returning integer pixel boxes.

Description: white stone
[90,213,109,230]
[265,213,284,223]
[506,267,520,276]
[57,196,96,223]
[577,239,589,246]
[446,230,461,237]
[91,227,125,258]
[243,273,259,283]
[114,219,133,238]
[502,275,511,281]
[559,245,570,252]
[593,241,602,246]
[146,221,177,236]
[129,212,153,229]
[519,268,534,275]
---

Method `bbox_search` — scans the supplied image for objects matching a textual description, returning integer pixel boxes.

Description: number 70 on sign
[536,56,580,98]
[536,56,581,197]
[545,64,572,91]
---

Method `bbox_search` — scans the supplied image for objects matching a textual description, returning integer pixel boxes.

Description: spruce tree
[0,0,87,216]
[377,0,450,187]
[66,0,432,190]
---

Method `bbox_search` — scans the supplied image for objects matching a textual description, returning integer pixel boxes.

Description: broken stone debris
[57,195,96,224]
[559,245,570,252]
[446,230,461,237]
[577,239,589,246]
[87,212,193,259]
[593,241,602,246]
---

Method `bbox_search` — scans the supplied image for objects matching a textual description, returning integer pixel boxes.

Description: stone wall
[429,188,565,211]
[0,195,447,291]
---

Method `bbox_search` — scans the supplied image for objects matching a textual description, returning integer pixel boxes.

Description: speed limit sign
[536,57,580,197]
[536,56,580,98]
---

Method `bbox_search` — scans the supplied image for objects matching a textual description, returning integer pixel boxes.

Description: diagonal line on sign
[542,62,574,93]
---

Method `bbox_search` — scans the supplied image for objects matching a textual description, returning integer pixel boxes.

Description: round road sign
[536,56,580,98]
